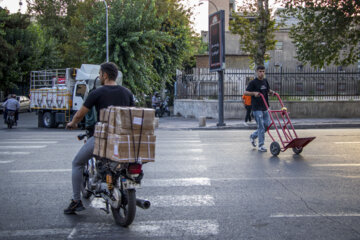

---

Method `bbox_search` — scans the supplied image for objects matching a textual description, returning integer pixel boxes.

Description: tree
[230,0,280,67]
[0,7,60,94]
[154,0,197,85]
[26,0,80,67]
[86,0,200,98]
[63,0,98,67]
[0,8,18,92]
[281,0,360,68]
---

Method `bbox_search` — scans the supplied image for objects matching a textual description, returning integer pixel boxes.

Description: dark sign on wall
[209,10,225,72]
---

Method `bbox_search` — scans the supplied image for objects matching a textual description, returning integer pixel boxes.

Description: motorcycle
[154,96,170,118]
[78,131,151,227]
[6,110,16,129]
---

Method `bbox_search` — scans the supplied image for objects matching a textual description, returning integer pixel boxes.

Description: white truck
[30,64,122,128]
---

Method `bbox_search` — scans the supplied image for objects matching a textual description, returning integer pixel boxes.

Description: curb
[157,123,360,131]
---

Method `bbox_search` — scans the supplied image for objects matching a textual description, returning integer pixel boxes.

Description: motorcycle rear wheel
[111,189,136,227]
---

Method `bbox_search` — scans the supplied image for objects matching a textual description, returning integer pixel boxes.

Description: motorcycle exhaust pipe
[136,198,151,209]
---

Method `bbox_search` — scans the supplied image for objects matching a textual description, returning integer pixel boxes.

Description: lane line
[0,160,14,163]
[271,213,360,218]
[0,146,46,149]
[311,164,360,167]
[149,195,215,206]
[142,178,211,187]
[133,220,219,236]
[0,228,72,238]
[0,152,30,155]
[70,220,219,237]
[0,141,58,144]
[10,169,71,173]
[91,195,215,208]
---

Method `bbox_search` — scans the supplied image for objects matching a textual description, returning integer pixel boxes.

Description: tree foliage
[0,7,60,93]
[281,0,360,68]
[86,0,196,97]
[26,0,80,67]
[1,0,197,98]
[230,0,280,67]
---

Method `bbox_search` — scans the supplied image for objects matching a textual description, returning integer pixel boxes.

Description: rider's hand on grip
[66,122,77,130]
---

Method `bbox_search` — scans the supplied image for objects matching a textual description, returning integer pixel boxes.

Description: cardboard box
[106,133,156,163]
[115,107,155,131]
[100,107,112,123]
[94,122,108,138]
[93,137,107,157]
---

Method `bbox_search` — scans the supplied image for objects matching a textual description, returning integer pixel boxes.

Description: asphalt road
[0,113,360,239]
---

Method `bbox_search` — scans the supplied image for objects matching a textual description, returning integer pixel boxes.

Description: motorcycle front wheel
[111,189,136,227]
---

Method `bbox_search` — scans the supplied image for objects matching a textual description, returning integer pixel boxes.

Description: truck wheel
[38,112,44,128]
[43,112,55,128]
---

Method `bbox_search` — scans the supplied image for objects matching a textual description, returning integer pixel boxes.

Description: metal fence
[175,68,360,101]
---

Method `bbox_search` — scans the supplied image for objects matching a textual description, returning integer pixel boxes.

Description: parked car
[0,96,31,114]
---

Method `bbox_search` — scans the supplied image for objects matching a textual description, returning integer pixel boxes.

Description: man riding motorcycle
[2,94,20,125]
[64,62,135,214]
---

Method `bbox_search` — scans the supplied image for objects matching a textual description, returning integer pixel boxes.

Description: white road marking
[334,142,360,144]
[132,220,219,236]
[0,141,58,144]
[0,228,72,238]
[0,160,14,163]
[69,220,219,237]
[311,164,360,167]
[0,146,46,149]
[10,169,71,173]
[67,228,77,239]
[271,213,360,218]
[146,165,208,172]
[149,195,215,206]
[92,195,215,208]
[0,152,30,155]
[143,177,211,187]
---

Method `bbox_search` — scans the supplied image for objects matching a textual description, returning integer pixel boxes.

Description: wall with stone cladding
[174,99,360,119]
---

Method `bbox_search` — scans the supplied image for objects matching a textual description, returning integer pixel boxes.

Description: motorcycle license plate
[122,178,141,189]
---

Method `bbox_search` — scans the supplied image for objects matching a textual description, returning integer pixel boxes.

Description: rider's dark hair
[256,65,265,71]
[100,62,118,81]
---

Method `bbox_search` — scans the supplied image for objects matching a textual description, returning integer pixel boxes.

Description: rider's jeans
[251,110,270,147]
[72,136,95,201]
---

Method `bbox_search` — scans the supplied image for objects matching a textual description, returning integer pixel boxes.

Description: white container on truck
[30,64,122,128]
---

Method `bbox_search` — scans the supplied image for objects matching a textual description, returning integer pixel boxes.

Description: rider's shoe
[63,199,85,214]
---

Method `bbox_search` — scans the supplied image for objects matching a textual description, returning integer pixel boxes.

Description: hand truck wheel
[270,142,281,156]
[292,147,303,155]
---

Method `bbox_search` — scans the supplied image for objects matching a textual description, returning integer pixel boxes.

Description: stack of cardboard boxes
[93,107,156,163]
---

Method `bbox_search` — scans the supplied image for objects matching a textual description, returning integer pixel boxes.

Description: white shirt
[2,98,20,111]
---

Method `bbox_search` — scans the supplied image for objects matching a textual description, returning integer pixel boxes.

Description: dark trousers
[4,109,19,122]
[245,105,252,122]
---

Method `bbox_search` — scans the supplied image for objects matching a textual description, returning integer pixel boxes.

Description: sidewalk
[158,116,360,130]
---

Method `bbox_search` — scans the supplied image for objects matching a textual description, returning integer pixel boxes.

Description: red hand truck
[259,92,315,156]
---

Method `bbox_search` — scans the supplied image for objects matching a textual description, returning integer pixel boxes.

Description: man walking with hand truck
[244,66,275,152]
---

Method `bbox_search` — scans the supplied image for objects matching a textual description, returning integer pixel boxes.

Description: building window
[275,41,283,50]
